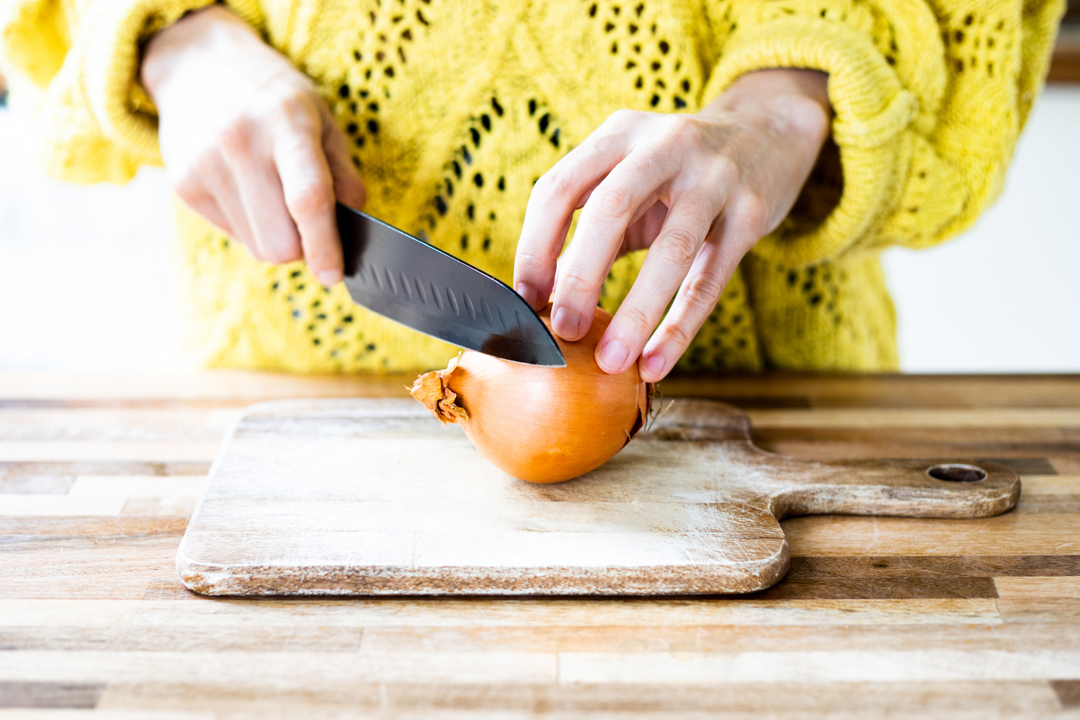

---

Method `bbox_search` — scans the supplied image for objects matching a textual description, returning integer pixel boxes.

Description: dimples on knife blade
[336,203,565,367]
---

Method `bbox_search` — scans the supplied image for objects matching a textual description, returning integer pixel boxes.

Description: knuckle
[286,183,335,221]
[655,226,700,267]
[556,267,602,298]
[255,221,303,264]
[662,115,703,145]
[515,247,548,273]
[535,167,578,203]
[303,236,338,265]
[738,191,770,237]
[219,118,256,160]
[264,240,303,265]
[683,273,726,309]
[590,183,637,220]
[604,108,641,130]
[712,155,740,186]
[659,322,695,350]
[588,126,624,157]
[618,304,655,336]
[257,86,307,122]
[172,174,205,206]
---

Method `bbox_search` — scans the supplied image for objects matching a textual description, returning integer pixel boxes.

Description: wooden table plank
[4,372,1080,407]
[0,372,1077,717]
[91,680,1065,717]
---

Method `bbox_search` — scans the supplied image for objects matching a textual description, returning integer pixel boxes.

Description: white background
[1,86,1077,373]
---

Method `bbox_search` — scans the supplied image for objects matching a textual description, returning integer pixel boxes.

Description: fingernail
[317,269,343,287]
[551,306,581,339]
[515,282,538,309]
[644,353,667,379]
[597,339,630,373]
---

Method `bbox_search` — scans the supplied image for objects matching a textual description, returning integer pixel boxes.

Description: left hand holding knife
[141,4,365,288]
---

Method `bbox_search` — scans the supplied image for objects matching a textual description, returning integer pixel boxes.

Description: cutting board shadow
[177,398,1019,596]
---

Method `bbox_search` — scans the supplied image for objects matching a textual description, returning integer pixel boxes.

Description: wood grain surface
[1,372,1078,718]
[177,399,1018,596]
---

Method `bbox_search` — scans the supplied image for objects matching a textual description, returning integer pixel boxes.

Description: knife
[336,202,566,367]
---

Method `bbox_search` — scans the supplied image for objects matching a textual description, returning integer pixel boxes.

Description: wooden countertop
[1,372,1078,716]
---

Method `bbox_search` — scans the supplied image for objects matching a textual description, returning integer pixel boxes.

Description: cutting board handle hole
[926,463,987,483]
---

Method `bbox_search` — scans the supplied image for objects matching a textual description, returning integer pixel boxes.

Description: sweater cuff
[82,0,264,165]
[703,17,918,267]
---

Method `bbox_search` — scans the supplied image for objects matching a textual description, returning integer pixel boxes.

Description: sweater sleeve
[701,0,1065,267]
[0,0,263,184]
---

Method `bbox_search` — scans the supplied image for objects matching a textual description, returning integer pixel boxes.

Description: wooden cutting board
[177,398,1019,596]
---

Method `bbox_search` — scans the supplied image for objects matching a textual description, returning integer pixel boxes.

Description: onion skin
[411,305,651,484]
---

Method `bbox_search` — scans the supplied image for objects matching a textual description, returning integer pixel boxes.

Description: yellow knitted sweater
[0,0,1063,373]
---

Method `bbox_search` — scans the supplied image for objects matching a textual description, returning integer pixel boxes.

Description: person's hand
[141,5,365,286]
[513,69,831,382]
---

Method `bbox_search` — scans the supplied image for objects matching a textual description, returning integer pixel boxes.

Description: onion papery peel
[407,305,649,483]
[409,353,469,425]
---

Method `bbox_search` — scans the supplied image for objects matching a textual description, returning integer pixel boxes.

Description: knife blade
[336,202,566,367]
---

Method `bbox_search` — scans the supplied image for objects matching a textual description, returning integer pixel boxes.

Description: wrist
[699,68,831,148]
[140,5,249,103]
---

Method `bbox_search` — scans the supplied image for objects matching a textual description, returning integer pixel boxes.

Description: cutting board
[177,398,1019,596]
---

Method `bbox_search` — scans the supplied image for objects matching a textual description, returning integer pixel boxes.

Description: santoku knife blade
[336,202,565,367]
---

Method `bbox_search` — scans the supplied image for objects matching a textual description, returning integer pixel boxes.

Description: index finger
[548,149,677,341]
[274,128,343,287]
[513,120,632,310]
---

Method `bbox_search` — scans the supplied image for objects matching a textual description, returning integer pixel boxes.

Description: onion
[410,305,652,483]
